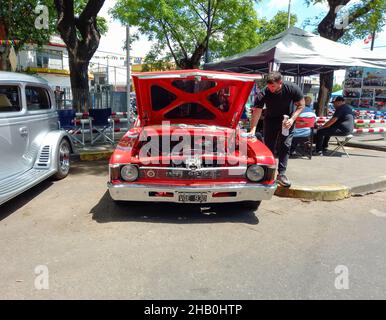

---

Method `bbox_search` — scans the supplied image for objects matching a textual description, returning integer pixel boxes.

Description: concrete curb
[275,184,350,201]
[349,175,386,196]
[345,142,386,152]
[275,174,386,201]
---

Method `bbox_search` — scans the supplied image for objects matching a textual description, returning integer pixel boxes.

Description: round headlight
[246,165,265,182]
[121,165,139,182]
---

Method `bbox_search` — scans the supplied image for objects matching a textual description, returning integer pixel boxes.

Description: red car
[108,70,277,209]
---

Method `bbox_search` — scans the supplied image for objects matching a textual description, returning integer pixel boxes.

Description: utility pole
[204,0,211,63]
[287,0,292,29]
[126,24,131,119]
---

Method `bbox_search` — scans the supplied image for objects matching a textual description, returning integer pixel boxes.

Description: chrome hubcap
[59,143,70,172]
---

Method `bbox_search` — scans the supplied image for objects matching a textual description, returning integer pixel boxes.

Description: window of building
[36,49,63,69]
[0,86,21,112]
[26,86,51,111]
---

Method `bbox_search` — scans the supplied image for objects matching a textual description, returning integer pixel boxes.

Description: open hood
[132,69,261,128]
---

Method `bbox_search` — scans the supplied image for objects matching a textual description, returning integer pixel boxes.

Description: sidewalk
[345,134,386,152]
[277,146,386,200]
[71,142,386,201]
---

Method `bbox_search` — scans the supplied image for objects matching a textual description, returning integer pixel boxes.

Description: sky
[95,0,386,85]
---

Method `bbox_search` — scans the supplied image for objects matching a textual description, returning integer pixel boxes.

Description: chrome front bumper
[108,182,277,203]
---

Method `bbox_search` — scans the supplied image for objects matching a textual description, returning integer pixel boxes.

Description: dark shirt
[253,82,304,120]
[332,104,354,133]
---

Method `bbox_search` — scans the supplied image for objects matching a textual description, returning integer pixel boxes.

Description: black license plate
[178,193,208,203]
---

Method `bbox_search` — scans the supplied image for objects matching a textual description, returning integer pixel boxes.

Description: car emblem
[185,157,201,171]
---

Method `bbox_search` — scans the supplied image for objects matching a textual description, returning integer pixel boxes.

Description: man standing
[314,96,354,155]
[249,72,305,187]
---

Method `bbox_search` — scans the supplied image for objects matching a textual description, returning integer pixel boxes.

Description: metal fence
[54,87,131,113]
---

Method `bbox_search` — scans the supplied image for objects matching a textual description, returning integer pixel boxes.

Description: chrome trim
[108,182,277,203]
[139,166,247,172]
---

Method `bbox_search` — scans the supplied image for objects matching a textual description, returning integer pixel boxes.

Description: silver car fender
[33,130,74,171]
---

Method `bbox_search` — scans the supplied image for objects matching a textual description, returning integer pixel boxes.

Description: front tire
[53,139,71,180]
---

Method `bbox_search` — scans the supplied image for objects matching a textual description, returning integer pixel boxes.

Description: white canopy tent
[204,27,386,76]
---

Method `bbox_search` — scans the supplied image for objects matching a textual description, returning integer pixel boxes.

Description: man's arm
[321,117,338,129]
[248,108,262,135]
[283,98,305,129]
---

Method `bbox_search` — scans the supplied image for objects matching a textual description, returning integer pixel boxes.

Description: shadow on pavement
[69,160,109,176]
[0,180,53,221]
[90,191,260,225]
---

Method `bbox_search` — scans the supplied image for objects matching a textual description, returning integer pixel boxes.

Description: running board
[0,168,56,205]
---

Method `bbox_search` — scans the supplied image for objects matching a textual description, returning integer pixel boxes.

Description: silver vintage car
[0,71,73,205]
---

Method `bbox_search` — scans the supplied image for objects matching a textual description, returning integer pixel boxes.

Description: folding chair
[57,109,85,145]
[291,116,316,159]
[89,108,114,145]
[328,134,353,157]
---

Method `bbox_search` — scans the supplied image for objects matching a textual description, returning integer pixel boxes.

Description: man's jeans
[263,118,293,175]
[315,127,349,152]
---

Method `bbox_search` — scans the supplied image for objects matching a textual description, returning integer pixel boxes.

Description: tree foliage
[256,11,298,44]
[0,0,57,70]
[111,0,262,69]
[304,0,386,43]
[304,0,386,116]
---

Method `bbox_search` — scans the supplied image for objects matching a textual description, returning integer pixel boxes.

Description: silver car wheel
[53,139,71,180]
[59,141,70,173]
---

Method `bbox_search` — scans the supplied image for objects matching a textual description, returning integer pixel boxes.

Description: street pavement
[0,160,386,299]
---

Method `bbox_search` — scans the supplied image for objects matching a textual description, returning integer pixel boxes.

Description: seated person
[314,96,354,155]
[290,96,317,154]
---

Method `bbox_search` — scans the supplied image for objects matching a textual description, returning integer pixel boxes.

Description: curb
[275,184,350,201]
[275,175,386,201]
[345,142,386,152]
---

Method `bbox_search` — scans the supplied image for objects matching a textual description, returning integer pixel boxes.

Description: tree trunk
[0,19,10,71]
[0,47,11,71]
[316,71,334,117]
[69,54,90,112]
[178,58,200,69]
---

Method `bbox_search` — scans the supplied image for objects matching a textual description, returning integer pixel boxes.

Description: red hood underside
[132,69,261,129]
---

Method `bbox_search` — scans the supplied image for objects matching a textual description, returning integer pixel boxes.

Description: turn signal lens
[121,165,139,182]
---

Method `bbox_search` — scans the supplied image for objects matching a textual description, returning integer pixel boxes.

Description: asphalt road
[1,160,386,299]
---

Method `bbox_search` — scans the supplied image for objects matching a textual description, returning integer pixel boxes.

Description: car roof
[0,71,49,85]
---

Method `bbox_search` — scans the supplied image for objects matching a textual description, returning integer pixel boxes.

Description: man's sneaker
[277,174,291,188]
[313,150,324,156]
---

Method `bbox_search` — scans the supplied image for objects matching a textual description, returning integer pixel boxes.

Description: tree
[332,83,343,92]
[257,11,298,44]
[305,0,386,116]
[54,0,106,111]
[0,1,57,71]
[111,0,261,69]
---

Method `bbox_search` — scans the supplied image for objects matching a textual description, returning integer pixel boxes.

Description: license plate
[178,192,207,203]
